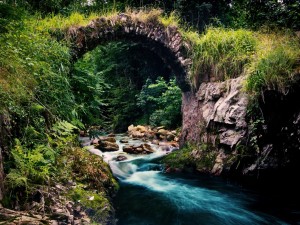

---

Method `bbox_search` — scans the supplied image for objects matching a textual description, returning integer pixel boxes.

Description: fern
[5,169,28,190]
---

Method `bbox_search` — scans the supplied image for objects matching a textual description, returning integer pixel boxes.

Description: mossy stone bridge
[66,13,192,91]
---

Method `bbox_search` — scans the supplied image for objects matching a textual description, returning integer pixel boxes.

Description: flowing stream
[84,135,296,225]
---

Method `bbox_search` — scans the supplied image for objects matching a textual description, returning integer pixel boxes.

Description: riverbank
[0,125,118,225]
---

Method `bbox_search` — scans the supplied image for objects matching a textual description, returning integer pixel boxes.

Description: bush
[137,77,182,129]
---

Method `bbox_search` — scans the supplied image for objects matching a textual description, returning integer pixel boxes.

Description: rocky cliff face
[180,76,300,179]
[180,76,248,175]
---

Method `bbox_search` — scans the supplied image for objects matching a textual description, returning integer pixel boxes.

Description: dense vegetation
[72,42,181,131]
[0,0,300,223]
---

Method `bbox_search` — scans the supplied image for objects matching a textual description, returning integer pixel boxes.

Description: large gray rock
[181,76,248,149]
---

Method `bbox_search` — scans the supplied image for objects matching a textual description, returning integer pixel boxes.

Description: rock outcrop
[241,85,300,179]
[179,75,300,180]
[181,76,248,148]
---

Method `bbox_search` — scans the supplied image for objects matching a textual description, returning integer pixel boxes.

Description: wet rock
[152,139,159,145]
[136,125,147,133]
[128,124,135,132]
[142,144,154,153]
[96,141,119,152]
[131,131,144,138]
[120,138,129,143]
[157,129,168,136]
[116,155,127,161]
[91,138,99,145]
[123,145,135,154]
[99,136,116,143]
[159,134,166,140]
[123,144,154,154]
[167,133,175,141]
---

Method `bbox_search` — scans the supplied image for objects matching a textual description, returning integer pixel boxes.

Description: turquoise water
[92,136,298,225]
[113,159,290,225]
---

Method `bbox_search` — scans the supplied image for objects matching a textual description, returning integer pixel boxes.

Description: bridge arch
[66,13,192,91]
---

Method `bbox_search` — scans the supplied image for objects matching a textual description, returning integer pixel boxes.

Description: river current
[85,135,299,225]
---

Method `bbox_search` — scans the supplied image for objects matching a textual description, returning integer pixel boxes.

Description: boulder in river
[99,136,116,143]
[96,140,119,152]
[123,144,154,154]
[120,138,129,143]
[116,155,128,161]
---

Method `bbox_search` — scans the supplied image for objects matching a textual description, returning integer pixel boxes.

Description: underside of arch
[66,13,192,91]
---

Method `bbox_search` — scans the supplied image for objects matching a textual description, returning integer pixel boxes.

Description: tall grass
[246,32,300,94]
[188,28,257,87]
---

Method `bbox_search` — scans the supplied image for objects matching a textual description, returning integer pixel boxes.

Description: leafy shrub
[5,139,55,190]
[137,77,182,129]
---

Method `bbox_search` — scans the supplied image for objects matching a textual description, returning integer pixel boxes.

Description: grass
[246,31,300,94]
[189,28,257,86]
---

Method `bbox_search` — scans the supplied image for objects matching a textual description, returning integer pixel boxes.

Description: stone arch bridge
[66,13,192,92]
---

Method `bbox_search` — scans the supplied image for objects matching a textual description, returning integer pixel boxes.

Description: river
[85,135,298,225]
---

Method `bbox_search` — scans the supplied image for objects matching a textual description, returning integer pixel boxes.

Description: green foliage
[72,41,178,131]
[0,3,25,33]
[229,0,300,30]
[51,120,79,138]
[72,50,110,126]
[137,77,182,128]
[5,139,55,191]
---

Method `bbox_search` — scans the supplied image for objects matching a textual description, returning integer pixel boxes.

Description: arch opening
[72,40,182,132]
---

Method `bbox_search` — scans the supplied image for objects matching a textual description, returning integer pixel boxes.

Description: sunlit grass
[246,31,300,94]
[159,11,181,27]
